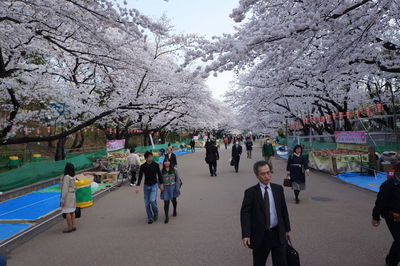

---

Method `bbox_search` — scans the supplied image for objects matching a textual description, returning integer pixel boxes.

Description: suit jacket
[232,145,242,158]
[205,145,219,163]
[166,153,177,168]
[240,183,291,249]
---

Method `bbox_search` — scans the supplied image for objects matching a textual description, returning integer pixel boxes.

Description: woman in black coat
[287,145,309,204]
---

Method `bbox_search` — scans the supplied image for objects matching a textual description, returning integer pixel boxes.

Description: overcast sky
[125,0,238,100]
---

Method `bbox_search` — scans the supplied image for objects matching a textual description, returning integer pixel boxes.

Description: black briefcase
[286,239,300,266]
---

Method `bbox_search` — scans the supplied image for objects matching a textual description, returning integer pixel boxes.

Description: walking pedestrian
[241,161,291,266]
[60,163,77,233]
[205,140,219,176]
[127,148,141,187]
[232,140,243,173]
[165,147,177,168]
[262,139,275,173]
[372,162,400,266]
[286,145,309,204]
[245,137,253,159]
[224,137,229,150]
[160,158,182,224]
[190,138,196,153]
[135,151,164,224]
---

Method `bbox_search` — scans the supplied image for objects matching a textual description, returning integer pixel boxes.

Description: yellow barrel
[32,154,42,162]
[75,179,93,208]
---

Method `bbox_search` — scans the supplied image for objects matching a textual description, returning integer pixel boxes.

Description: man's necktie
[264,186,270,230]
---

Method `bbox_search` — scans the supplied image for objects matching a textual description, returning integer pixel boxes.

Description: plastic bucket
[8,156,20,168]
[153,156,160,163]
[75,179,93,208]
[32,154,42,162]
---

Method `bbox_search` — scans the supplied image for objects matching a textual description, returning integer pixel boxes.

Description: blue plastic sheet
[0,192,60,220]
[0,224,31,241]
[336,172,387,192]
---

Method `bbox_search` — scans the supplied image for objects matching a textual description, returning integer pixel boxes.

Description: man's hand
[372,219,380,228]
[286,232,291,240]
[135,186,140,194]
[159,184,164,192]
[287,171,290,177]
[242,237,251,248]
[306,169,310,176]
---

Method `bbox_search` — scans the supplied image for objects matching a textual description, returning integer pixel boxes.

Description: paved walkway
[8,144,392,266]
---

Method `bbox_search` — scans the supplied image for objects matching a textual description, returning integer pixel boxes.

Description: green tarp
[0,149,106,192]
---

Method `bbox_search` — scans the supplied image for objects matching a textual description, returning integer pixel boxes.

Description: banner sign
[334,131,367,144]
[106,139,125,152]
[337,143,369,152]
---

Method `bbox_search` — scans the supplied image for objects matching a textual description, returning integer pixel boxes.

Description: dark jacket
[137,162,163,186]
[262,143,274,157]
[240,183,291,249]
[287,153,308,183]
[205,145,219,163]
[245,140,253,151]
[232,145,242,158]
[165,152,177,168]
[372,177,400,221]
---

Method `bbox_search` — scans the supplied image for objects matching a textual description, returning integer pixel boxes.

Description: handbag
[283,178,292,187]
[230,158,236,166]
[286,239,300,266]
[62,207,81,219]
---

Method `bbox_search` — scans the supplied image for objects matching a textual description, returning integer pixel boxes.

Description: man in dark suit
[232,141,243,173]
[241,161,291,266]
[165,147,177,168]
[205,140,219,176]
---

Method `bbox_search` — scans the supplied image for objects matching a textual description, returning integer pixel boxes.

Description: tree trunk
[71,131,80,149]
[55,137,67,161]
[76,130,85,149]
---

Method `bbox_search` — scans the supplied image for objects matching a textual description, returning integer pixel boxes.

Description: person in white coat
[60,163,77,233]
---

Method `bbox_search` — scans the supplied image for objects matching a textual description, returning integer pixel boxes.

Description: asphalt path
[8,144,392,266]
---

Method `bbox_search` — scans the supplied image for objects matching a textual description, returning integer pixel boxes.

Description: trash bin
[32,154,42,162]
[153,156,160,163]
[75,179,93,208]
[8,156,20,169]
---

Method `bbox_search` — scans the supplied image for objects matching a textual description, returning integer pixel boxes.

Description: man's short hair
[253,161,272,175]
[144,151,153,158]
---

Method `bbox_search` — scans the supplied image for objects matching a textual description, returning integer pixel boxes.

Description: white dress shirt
[259,183,278,228]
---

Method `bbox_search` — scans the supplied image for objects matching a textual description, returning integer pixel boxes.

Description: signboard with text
[334,131,367,144]
[106,139,126,152]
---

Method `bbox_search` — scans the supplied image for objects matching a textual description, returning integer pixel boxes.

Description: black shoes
[63,228,75,233]
[214,172,217,176]
[173,210,177,217]
[148,220,153,224]
[164,217,169,224]
[295,199,300,204]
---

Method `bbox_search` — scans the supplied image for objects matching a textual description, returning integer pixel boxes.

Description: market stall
[309,131,371,174]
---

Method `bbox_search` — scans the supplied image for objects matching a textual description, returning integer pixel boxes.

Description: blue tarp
[0,224,31,241]
[0,192,60,220]
[159,151,191,164]
[336,172,387,192]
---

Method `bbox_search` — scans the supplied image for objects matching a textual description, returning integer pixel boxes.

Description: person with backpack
[127,148,141,187]
[286,145,309,204]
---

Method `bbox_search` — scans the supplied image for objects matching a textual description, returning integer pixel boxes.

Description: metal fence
[287,131,400,154]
